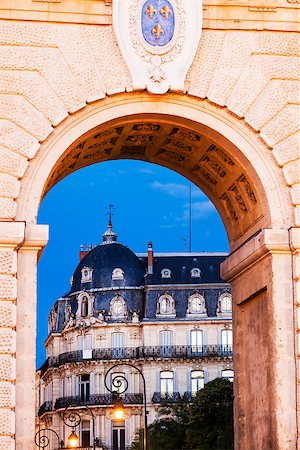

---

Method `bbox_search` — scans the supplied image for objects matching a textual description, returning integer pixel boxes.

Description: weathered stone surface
[0,146,28,179]
[0,436,14,450]
[0,120,39,159]
[0,251,17,275]
[0,382,15,408]
[0,95,53,141]
[283,160,300,186]
[272,132,300,167]
[0,356,16,382]
[0,276,16,301]
[0,329,16,355]
[0,174,20,200]
[0,198,16,220]
[84,26,132,95]
[261,104,300,147]
[0,303,16,328]
[0,409,15,435]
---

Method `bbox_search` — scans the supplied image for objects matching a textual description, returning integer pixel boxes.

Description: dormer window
[186,293,207,317]
[161,268,171,279]
[76,292,94,319]
[81,267,93,283]
[191,268,201,278]
[156,294,176,318]
[110,295,127,320]
[112,268,124,280]
[81,295,88,317]
[218,293,232,315]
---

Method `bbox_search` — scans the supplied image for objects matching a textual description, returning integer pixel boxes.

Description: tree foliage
[130,378,234,450]
[186,378,234,450]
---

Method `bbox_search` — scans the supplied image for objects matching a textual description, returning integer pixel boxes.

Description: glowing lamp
[68,431,79,448]
[113,398,125,420]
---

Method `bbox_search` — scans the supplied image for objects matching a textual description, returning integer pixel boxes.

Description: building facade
[36,221,233,449]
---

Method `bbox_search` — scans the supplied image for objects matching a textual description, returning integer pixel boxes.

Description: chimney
[79,244,89,261]
[147,242,153,275]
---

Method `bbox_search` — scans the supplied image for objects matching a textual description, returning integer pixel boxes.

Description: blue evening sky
[37,160,229,366]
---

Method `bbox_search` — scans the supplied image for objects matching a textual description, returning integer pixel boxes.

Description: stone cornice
[0,1,298,31]
[220,228,291,282]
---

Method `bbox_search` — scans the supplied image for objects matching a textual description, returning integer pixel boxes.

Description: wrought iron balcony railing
[54,393,143,410]
[38,401,53,417]
[40,345,233,376]
[152,392,181,403]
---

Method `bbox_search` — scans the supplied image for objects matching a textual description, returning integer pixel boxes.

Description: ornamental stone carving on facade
[113,0,202,93]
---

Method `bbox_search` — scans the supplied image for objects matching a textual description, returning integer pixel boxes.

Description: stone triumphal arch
[0,1,299,449]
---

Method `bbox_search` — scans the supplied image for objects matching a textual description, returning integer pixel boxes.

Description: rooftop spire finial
[106,203,115,226]
[102,204,117,244]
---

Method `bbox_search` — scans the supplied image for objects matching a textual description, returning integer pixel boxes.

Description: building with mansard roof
[36,220,233,449]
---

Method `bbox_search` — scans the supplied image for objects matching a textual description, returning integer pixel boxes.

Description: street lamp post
[63,404,96,449]
[104,363,148,450]
[35,403,99,449]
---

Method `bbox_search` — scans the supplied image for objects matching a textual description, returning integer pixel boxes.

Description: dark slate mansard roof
[48,220,230,333]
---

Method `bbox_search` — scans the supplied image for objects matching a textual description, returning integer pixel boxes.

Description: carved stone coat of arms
[113,0,203,94]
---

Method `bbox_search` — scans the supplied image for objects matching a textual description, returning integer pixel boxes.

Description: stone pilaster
[221,228,297,450]
[15,224,48,450]
[0,223,24,450]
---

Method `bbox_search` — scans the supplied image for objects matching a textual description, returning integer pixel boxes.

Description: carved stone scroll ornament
[113,0,202,94]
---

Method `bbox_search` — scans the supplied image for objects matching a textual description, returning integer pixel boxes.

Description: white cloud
[139,168,156,175]
[177,201,215,222]
[150,181,204,199]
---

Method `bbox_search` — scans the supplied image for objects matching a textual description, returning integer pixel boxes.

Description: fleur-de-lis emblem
[144,4,157,18]
[151,24,164,39]
[160,5,172,19]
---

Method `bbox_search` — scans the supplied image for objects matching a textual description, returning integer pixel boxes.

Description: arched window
[156,294,176,317]
[186,294,207,316]
[112,268,124,280]
[218,293,232,315]
[81,296,88,317]
[110,296,126,320]
[222,369,234,382]
[191,370,204,395]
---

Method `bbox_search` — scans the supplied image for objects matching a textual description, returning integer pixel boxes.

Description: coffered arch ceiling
[43,113,266,250]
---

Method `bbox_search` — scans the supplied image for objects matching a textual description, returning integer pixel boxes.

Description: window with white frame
[81,267,93,283]
[81,295,88,317]
[186,293,207,316]
[156,294,175,317]
[77,334,92,359]
[190,268,201,278]
[191,370,204,395]
[222,369,234,382]
[160,371,174,395]
[221,329,233,354]
[190,329,203,354]
[80,420,91,447]
[218,293,232,315]
[112,332,125,358]
[110,295,126,319]
[79,374,90,402]
[159,330,173,356]
[161,268,171,278]
[112,268,124,280]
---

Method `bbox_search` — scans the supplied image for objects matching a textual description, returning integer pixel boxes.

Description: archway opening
[17,96,295,450]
